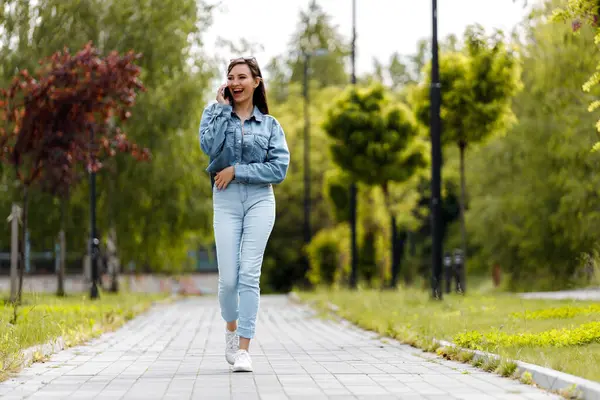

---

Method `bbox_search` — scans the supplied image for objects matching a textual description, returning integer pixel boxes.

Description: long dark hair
[227,57,269,115]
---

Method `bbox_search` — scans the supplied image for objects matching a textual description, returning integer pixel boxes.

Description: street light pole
[349,0,358,289]
[303,54,311,247]
[430,0,443,300]
[89,127,100,299]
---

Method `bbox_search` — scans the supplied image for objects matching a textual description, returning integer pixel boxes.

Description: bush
[453,321,600,349]
[323,169,351,224]
[306,223,350,287]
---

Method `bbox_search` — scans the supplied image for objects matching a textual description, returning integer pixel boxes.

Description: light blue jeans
[213,181,276,339]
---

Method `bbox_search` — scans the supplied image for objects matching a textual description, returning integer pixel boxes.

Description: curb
[435,339,600,400]
[289,292,600,400]
[18,336,67,372]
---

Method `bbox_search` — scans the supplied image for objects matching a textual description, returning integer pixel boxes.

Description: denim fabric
[212,182,276,339]
[199,103,290,185]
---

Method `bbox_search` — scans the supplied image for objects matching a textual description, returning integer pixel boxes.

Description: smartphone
[223,87,232,102]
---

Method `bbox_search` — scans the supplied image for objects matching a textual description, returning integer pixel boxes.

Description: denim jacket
[199,103,290,186]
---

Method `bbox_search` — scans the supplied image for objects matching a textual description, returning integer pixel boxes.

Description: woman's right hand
[216,84,230,105]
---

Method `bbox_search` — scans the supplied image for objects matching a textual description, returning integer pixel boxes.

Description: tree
[265,58,292,104]
[264,0,349,102]
[39,147,80,297]
[363,53,417,92]
[553,0,600,147]
[388,53,413,91]
[289,0,349,88]
[411,26,521,290]
[0,43,148,302]
[0,0,216,273]
[323,84,427,287]
[95,0,215,272]
[259,84,342,292]
[464,0,600,290]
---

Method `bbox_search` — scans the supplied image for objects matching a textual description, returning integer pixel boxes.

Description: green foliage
[558,384,584,400]
[322,175,397,287]
[412,26,522,148]
[265,0,348,104]
[0,0,216,272]
[481,357,500,373]
[356,185,392,285]
[553,0,600,136]
[464,4,600,288]
[411,51,470,143]
[322,83,427,285]
[520,371,534,385]
[323,168,351,223]
[511,305,600,320]
[323,84,426,186]
[260,84,342,292]
[454,321,600,348]
[306,223,350,287]
[410,25,522,278]
[288,0,349,88]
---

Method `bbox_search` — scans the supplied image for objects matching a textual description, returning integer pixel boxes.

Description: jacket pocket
[225,126,236,147]
[253,134,269,161]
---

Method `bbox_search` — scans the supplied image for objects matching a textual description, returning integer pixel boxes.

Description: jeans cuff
[236,326,254,339]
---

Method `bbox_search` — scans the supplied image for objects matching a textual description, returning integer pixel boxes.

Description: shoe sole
[232,365,253,372]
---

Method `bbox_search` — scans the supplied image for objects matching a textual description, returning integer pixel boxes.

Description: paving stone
[0,295,562,399]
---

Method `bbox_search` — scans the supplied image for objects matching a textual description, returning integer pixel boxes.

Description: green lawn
[299,288,600,382]
[0,291,168,380]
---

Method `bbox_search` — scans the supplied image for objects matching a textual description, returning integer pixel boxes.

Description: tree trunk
[403,231,414,285]
[9,203,20,303]
[390,214,398,288]
[458,142,468,293]
[109,227,119,293]
[108,166,119,293]
[394,230,408,287]
[57,198,66,297]
[17,185,29,304]
[382,183,399,289]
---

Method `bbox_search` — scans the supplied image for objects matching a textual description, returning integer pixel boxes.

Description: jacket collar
[231,105,264,122]
[251,105,264,122]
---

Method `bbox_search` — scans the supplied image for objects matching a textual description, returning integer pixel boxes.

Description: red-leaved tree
[0,42,150,303]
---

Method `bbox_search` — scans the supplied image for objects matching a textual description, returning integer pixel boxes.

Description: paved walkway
[0,295,559,399]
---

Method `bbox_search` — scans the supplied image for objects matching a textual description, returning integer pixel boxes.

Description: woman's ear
[254,77,261,88]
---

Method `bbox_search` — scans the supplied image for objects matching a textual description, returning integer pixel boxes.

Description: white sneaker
[232,349,253,372]
[225,330,239,365]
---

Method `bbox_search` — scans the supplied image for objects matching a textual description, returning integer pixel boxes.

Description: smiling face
[227,63,260,105]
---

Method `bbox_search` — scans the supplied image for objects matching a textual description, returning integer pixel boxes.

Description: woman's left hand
[215,166,235,190]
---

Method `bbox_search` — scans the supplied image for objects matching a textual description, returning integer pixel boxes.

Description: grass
[299,287,600,382]
[0,291,168,381]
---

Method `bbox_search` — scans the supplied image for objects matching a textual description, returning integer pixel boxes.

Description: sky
[203,0,536,80]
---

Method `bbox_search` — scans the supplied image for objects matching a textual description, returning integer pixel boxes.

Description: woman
[199,57,290,372]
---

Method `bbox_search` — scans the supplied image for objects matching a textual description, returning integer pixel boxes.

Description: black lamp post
[349,0,358,289]
[89,127,100,299]
[430,0,443,299]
